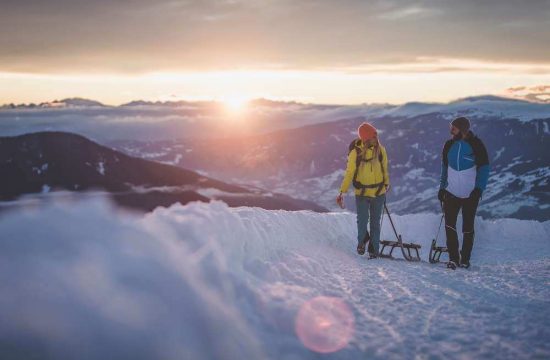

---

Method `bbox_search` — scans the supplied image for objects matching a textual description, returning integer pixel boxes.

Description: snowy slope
[374,96,550,123]
[1,198,548,359]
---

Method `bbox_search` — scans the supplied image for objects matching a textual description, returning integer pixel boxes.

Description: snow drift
[0,198,549,359]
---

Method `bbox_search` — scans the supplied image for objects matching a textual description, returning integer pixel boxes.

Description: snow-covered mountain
[372,95,550,123]
[1,96,548,220]
[1,96,548,141]
[0,132,326,213]
[0,97,106,109]
[1,198,548,359]
[110,114,550,221]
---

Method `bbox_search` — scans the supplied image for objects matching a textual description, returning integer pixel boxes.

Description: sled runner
[429,239,448,263]
[428,211,449,264]
[379,202,421,262]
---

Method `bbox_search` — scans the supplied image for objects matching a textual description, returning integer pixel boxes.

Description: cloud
[506,85,550,103]
[377,6,441,20]
[0,0,549,73]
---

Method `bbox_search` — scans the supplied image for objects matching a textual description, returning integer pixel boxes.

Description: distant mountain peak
[249,98,302,107]
[56,97,106,107]
[451,95,527,104]
[120,99,208,107]
[0,97,105,109]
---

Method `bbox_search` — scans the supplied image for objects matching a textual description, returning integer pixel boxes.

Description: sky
[1,0,549,105]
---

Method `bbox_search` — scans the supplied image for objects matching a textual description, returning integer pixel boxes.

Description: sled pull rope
[434,201,445,243]
[434,214,444,243]
[383,201,400,241]
[380,202,385,239]
[429,201,448,264]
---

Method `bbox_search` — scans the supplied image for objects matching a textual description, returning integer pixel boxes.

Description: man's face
[450,125,461,137]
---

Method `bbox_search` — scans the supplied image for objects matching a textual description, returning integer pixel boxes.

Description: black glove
[438,189,447,202]
[470,187,482,201]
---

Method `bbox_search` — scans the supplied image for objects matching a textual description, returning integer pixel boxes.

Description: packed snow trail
[0,197,549,359]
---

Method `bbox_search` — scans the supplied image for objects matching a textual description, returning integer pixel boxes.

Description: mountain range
[107,108,549,220]
[1,95,548,220]
[1,95,549,141]
[0,132,326,213]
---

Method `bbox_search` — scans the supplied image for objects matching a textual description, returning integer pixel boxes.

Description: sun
[222,95,250,114]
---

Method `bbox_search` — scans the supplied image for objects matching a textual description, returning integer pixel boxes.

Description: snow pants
[355,193,385,255]
[443,191,479,264]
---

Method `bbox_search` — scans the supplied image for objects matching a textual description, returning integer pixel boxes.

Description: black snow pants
[443,191,480,264]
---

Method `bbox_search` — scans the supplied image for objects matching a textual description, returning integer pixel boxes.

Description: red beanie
[358,122,377,141]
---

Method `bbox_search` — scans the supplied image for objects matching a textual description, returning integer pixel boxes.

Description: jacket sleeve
[339,150,356,193]
[440,161,448,189]
[440,141,451,189]
[474,139,490,192]
[382,146,390,187]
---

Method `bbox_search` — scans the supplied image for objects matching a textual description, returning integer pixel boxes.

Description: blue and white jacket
[440,132,490,199]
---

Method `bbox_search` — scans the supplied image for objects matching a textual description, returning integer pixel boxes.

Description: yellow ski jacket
[340,141,390,197]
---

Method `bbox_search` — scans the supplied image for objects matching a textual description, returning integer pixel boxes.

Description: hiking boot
[459,260,470,269]
[447,261,457,270]
[357,241,366,255]
[368,252,378,260]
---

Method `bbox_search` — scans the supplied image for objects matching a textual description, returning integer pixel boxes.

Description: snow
[161,154,183,166]
[480,163,550,217]
[0,198,548,359]
[97,161,105,175]
[494,147,505,161]
[142,151,168,158]
[196,187,252,198]
[273,169,343,210]
[373,97,550,123]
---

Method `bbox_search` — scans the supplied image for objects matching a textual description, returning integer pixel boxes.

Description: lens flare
[294,296,355,353]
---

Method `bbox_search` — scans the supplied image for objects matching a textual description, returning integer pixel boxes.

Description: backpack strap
[465,132,489,167]
[348,138,360,154]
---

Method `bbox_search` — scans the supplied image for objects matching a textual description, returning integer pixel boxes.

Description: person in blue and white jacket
[438,117,490,269]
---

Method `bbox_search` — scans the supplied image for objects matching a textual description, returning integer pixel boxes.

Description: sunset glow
[222,95,250,114]
[1,64,549,106]
[0,1,548,105]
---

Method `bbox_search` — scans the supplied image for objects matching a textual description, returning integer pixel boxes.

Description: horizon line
[1,94,543,109]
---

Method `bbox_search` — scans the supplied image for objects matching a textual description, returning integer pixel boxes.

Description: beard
[451,131,462,140]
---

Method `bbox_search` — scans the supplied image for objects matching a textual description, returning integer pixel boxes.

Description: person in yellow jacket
[336,122,390,258]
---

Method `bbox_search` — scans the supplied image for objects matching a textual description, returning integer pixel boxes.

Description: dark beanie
[451,117,470,134]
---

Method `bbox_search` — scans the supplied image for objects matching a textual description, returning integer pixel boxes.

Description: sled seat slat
[380,240,421,249]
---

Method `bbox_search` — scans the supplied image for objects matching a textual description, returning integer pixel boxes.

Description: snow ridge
[0,199,548,359]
